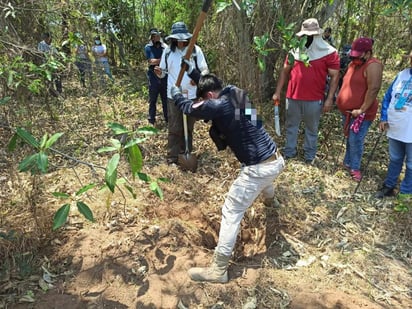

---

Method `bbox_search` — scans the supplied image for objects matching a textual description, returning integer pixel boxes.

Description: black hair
[170,39,177,52]
[42,32,51,39]
[197,74,223,98]
[325,27,332,33]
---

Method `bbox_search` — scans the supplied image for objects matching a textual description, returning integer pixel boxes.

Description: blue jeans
[384,138,412,194]
[342,116,372,171]
[95,60,113,84]
[147,71,167,123]
[284,99,323,160]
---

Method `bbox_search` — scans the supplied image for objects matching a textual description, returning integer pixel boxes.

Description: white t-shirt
[387,68,412,143]
[159,45,208,100]
[92,44,108,62]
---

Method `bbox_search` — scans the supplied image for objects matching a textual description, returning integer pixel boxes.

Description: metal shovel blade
[274,99,281,136]
[178,113,197,172]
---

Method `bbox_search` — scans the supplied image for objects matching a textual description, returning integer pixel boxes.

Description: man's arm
[272,62,292,101]
[323,68,339,112]
[352,62,383,117]
[379,77,396,131]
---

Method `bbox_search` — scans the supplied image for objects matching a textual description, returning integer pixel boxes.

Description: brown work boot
[188,252,230,283]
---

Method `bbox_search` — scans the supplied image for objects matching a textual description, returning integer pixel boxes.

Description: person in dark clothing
[144,28,168,124]
[170,63,285,283]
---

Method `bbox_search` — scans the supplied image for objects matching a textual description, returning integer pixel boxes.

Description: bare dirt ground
[0,73,411,309]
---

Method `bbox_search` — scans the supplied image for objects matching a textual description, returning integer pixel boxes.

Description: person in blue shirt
[376,52,412,198]
[144,28,168,125]
[171,63,285,283]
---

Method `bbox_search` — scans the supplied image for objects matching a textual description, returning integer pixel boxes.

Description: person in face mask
[144,28,168,125]
[91,35,114,85]
[272,18,340,165]
[336,37,383,182]
[156,21,209,166]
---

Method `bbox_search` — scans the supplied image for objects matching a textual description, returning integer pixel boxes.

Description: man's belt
[261,149,281,164]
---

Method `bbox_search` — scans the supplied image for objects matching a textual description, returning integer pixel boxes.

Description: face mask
[154,41,161,48]
[351,57,366,66]
[95,40,101,45]
[305,35,314,48]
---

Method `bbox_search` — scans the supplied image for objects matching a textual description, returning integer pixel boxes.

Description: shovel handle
[175,0,213,87]
[274,99,280,106]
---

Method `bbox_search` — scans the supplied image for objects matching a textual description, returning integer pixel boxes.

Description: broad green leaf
[39,133,48,149]
[76,201,94,222]
[137,172,150,182]
[258,58,266,72]
[150,181,164,200]
[53,204,70,230]
[45,132,63,149]
[287,53,295,65]
[135,126,158,135]
[157,177,170,183]
[18,153,38,173]
[52,192,70,199]
[127,144,143,178]
[107,138,121,150]
[75,183,96,196]
[124,138,147,148]
[0,96,11,105]
[37,152,48,174]
[105,153,120,193]
[7,133,17,152]
[7,71,14,87]
[108,122,129,135]
[16,127,39,148]
[97,146,118,153]
[45,70,52,81]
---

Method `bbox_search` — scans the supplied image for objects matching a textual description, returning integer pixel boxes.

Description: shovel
[176,0,212,172]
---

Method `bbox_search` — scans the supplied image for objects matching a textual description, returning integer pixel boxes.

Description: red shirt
[286,52,340,101]
[336,58,381,121]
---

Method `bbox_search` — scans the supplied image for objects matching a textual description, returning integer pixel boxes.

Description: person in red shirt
[272,18,340,164]
[336,37,383,181]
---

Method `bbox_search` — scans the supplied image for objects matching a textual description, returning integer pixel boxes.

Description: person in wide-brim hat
[296,18,324,36]
[165,22,192,41]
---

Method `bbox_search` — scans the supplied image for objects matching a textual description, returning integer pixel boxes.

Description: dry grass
[0,71,411,308]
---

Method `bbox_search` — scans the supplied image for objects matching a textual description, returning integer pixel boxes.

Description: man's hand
[351,109,363,118]
[323,97,334,113]
[154,66,165,78]
[272,93,280,102]
[181,58,194,74]
[379,121,388,131]
[171,85,182,99]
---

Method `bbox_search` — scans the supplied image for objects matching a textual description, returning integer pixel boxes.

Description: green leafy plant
[394,193,411,213]
[276,16,309,66]
[8,123,167,230]
[8,128,63,175]
[98,122,168,199]
[253,34,274,72]
[52,184,96,230]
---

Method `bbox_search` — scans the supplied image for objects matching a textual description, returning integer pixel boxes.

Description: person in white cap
[272,18,340,165]
[155,21,209,165]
